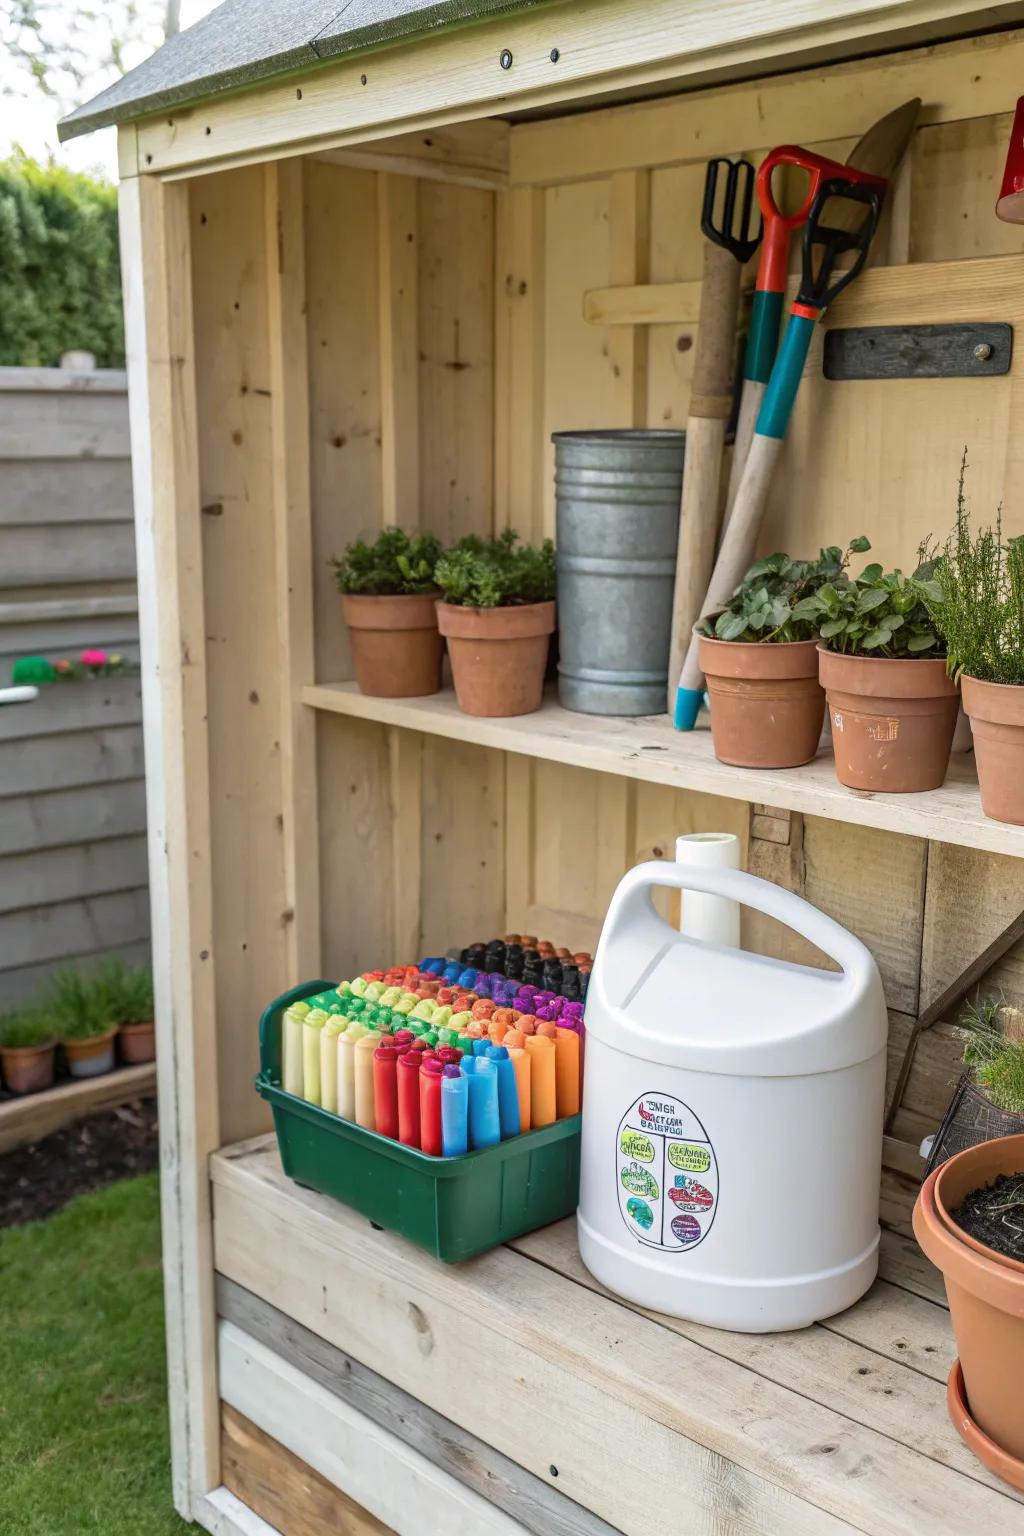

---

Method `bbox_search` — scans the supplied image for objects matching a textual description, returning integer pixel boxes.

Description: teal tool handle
[756,311,817,440]
[745,289,785,385]
[674,686,705,730]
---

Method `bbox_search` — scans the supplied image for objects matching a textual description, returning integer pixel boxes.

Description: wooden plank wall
[0,369,148,1009]
[188,26,1024,1172]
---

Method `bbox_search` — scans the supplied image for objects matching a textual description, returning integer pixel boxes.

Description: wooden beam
[583,280,702,327]
[118,172,220,1517]
[608,170,651,426]
[387,726,423,963]
[264,159,320,983]
[495,184,546,544]
[221,1403,394,1536]
[218,1321,526,1536]
[134,0,1015,177]
[377,175,420,527]
[510,22,1024,187]
[218,1277,622,1536]
[0,1062,156,1155]
[313,121,509,190]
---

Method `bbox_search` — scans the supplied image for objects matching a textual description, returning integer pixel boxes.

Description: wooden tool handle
[721,378,764,539]
[665,242,741,713]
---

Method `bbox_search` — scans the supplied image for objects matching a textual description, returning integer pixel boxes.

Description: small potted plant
[434,531,556,717]
[696,538,869,768]
[330,528,443,698]
[49,968,118,1078]
[921,455,1024,823]
[797,553,957,792]
[95,958,156,1064]
[926,999,1024,1172]
[0,1008,58,1095]
[914,1133,1024,1491]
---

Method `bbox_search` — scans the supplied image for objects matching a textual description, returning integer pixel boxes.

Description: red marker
[419,1057,444,1156]
[397,1050,422,1148]
[372,1043,400,1140]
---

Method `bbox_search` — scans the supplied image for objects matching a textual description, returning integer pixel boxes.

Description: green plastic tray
[256,980,582,1263]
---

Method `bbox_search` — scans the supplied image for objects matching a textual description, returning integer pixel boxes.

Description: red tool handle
[755,146,883,293]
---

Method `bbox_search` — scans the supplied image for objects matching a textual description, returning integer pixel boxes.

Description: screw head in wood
[500,48,513,69]
[974,342,994,361]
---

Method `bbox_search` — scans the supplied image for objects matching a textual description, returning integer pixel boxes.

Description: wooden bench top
[211,1137,1024,1536]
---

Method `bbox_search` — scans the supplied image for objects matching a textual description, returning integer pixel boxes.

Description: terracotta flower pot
[961,676,1024,824]
[63,1026,118,1079]
[437,600,556,717]
[699,635,824,768]
[1,1040,57,1095]
[817,649,958,792]
[913,1134,1024,1490]
[119,1020,156,1064]
[340,593,443,699]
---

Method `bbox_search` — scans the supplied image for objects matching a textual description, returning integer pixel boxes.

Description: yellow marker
[301,1009,328,1106]
[282,1002,309,1097]
[354,1033,378,1130]
[337,1022,367,1120]
[319,1018,346,1114]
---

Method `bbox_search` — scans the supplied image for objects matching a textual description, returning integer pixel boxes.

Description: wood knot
[407,1301,434,1356]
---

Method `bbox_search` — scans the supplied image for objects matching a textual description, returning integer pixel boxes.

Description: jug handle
[598,861,875,1002]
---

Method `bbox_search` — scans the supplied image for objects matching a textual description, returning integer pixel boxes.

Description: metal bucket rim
[552,429,685,446]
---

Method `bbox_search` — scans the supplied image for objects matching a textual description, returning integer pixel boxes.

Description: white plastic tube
[674,832,741,949]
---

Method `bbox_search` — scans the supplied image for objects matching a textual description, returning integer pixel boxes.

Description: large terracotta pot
[1,1040,57,1095]
[961,676,1024,824]
[437,600,555,718]
[119,1020,156,1064]
[818,649,958,792]
[913,1134,1024,1491]
[699,635,824,768]
[340,593,443,699]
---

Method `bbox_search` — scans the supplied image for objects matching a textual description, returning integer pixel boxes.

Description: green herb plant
[0,1008,56,1051]
[793,550,944,658]
[698,538,871,643]
[922,449,1024,685]
[47,968,110,1043]
[957,997,1024,1114]
[94,958,154,1027]
[330,528,442,596]
[435,529,556,608]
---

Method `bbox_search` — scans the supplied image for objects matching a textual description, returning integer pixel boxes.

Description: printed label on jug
[616,1093,718,1251]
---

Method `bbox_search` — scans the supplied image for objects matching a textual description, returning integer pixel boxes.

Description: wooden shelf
[303,680,1024,858]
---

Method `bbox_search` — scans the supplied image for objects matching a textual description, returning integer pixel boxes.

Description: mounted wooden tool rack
[60,2,1024,1532]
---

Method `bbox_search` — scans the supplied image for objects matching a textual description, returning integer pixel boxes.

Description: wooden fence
[0,367,149,1010]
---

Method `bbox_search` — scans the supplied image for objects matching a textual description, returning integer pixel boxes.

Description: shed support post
[119,170,221,1517]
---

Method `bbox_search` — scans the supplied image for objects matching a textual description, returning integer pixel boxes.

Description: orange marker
[524,1034,556,1128]
[488,1017,510,1044]
[503,1027,525,1051]
[508,1045,531,1131]
[535,1018,558,1040]
[554,1027,581,1118]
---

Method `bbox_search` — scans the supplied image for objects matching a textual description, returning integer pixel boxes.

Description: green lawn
[0,1174,199,1535]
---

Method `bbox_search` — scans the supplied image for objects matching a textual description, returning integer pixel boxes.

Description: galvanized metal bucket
[553,430,684,715]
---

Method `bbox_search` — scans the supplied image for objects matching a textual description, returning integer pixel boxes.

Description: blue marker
[487,1045,521,1139]
[472,1037,493,1057]
[462,1057,500,1149]
[441,1065,468,1156]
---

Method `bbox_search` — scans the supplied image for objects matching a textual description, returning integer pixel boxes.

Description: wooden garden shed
[60,2,1024,1531]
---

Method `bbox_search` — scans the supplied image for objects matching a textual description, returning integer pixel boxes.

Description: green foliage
[47,967,110,1042]
[435,529,556,608]
[698,538,870,643]
[0,1008,55,1050]
[0,153,124,368]
[922,450,1024,685]
[0,1175,200,1533]
[793,551,944,658]
[94,959,154,1027]
[957,997,1024,1114]
[331,527,442,596]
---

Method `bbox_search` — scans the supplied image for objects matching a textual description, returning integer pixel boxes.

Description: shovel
[674,174,884,730]
[664,157,760,715]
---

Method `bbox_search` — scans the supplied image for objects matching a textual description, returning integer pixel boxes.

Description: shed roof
[58,0,545,142]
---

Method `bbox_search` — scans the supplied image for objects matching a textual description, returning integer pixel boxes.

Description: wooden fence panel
[0,368,148,1009]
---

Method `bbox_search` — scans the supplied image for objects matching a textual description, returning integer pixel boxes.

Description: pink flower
[80,648,108,667]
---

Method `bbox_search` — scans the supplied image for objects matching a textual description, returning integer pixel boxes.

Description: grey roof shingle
[58,0,546,142]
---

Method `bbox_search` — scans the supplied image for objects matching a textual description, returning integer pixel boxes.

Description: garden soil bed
[952,1171,1024,1262]
[0,1098,158,1228]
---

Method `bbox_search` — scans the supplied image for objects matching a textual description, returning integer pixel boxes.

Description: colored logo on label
[668,1178,713,1211]
[619,1129,654,1163]
[668,1141,711,1173]
[621,1164,659,1200]
[626,1197,654,1231]
[671,1213,702,1244]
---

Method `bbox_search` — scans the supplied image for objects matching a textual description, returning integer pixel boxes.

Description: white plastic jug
[578,861,887,1332]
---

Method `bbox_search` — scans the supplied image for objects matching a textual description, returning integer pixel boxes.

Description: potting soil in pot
[951,1173,1024,1262]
